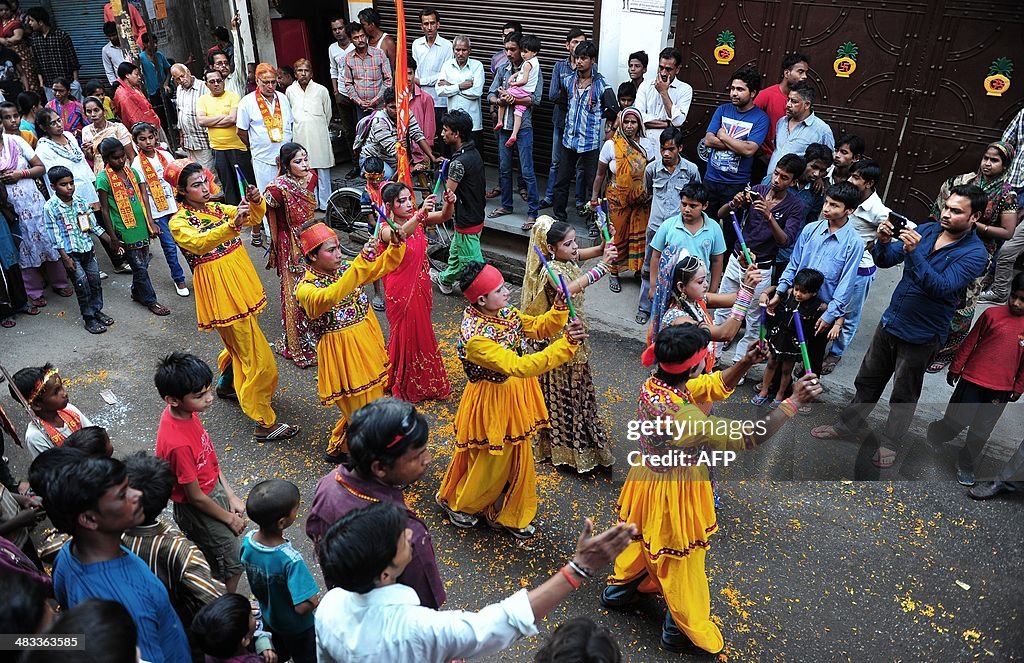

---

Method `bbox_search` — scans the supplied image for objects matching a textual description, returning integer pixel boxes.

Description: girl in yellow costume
[436,261,587,539]
[294,219,408,465]
[600,324,822,654]
[165,160,299,441]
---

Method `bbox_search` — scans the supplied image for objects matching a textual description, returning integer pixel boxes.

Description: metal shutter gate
[48,0,109,83]
[374,0,600,172]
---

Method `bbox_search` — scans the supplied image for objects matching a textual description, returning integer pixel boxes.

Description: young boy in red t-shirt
[928,272,1024,487]
[155,352,247,593]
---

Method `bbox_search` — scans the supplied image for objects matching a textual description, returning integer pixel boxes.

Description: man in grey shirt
[764,81,834,178]
[637,127,701,323]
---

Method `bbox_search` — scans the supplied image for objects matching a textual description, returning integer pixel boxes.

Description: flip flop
[146,302,171,316]
[751,394,769,406]
[609,276,622,293]
[521,217,536,231]
[253,422,300,441]
[485,187,502,200]
[24,306,40,316]
[30,296,46,307]
[1,318,14,328]
[487,207,513,219]
[810,425,846,440]
[872,447,897,469]
[769,399,782,410]
[635,311,650,325]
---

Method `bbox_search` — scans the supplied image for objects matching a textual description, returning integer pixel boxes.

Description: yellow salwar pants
[215,315,278,428]
[437,442,537,529]
[325,385,386,456]
[608,540,724,654]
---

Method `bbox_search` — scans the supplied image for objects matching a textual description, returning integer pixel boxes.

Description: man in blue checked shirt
[811,183,990,470]
[41,165,117,334]
[551,41,617,229]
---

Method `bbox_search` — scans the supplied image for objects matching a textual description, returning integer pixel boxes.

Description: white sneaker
[429,269,454,295]
[977,290,1004,305]
[174,283,190,297]
[99,271,109,280]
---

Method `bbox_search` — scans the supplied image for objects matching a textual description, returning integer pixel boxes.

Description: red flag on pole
[393,0,414,190]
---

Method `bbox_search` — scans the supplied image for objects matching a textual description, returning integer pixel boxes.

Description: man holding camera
[810,184,990,470]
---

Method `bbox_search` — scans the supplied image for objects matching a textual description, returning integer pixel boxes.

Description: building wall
[597,0,674,88]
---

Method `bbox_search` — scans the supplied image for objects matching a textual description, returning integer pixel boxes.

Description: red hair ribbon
[385,434,405,449]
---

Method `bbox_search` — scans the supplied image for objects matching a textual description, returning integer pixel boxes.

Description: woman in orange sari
[380,181,454,403]
[590,106,655,292]
[265,142,318,368]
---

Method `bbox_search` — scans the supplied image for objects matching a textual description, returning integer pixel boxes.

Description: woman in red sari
[112,62,161,134]
[264,142,318,368]
[380,181,454,402]
[0,0,39,93]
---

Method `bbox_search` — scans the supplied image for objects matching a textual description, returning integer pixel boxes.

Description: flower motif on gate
[713,31,735,65]
[984,58,1013,97]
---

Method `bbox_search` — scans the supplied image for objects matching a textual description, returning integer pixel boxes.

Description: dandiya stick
[792,310,813,375]
[730,210,754,266]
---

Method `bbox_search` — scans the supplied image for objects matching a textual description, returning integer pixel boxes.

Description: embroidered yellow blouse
[168,198,268,330]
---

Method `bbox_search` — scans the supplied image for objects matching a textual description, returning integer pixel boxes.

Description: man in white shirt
[237,63,293,241]
[101,22,125,85]
[635,47,692,144]
[437,35,484,153]
[314,501,635,663]
[327,17,356,169]
[170,63,218,191]
[411,7,453,147]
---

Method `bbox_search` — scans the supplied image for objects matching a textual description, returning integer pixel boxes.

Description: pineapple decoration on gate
[984,58,1013,97]
[833,41,858,78]
[713,31,735,65]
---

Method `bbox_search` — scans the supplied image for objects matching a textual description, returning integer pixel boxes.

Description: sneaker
[977,290,1004,304]
[99,270,109,280]
[113,263,132,274]
[968,481,1015,500]
[435,493,478,528]
[174,282,190,297]
[429,269,454,295]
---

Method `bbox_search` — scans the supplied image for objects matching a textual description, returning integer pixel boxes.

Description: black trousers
[834,323,940,449]
[552,144,598,222]
[213,149,257,205]
[927,379,1010,474]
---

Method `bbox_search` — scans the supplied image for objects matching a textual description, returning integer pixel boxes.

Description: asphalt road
[3,242,1022,662]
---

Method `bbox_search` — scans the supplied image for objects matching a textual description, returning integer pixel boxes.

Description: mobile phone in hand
[888,212,912,235]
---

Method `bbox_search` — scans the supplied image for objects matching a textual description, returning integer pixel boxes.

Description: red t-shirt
[753,84,788,156]
[155,406,220,503]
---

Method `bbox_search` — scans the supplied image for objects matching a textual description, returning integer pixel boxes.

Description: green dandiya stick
[730,210,754,266]
[533,245,559,285]
[596,201,612,243]
[792,310,813,375]
[557,273,578,319]
[233,164,249,199]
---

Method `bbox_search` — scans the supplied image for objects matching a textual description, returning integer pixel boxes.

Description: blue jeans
[124,244,157,306]
[544,125,584,205]
[831,270,874,358]
[498,127,539,217]
[68,250,103,321]
[153,214,185,284]
[637,227,659,314]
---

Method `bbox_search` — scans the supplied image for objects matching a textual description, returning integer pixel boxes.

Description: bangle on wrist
[560,565,582,589]
[777,398,798,417]
[568,559,593,579]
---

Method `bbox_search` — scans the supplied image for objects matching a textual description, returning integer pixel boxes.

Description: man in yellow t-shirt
[196,68,256,207]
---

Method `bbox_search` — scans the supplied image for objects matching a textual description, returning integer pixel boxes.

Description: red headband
[641,345,709,374]
[463,264,504,302]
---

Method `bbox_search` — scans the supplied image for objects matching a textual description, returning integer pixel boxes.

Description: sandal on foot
[926,361,947,374]
[751,394,769,406]
[251,233,264,247]
[24,306,40,315]
[146,302,171,316]
[609,276,622,293]
[435,493,478,528]
[55,287,74,297]
[635,310,650,325]
[769,399,782,410]
[1,318,14,328]
[519,187,528,202]
[521,217,536,231]
[30,296,47,308]
[253,422,300,441]
[872,447,897,469]
[485,187,502,200]
[487,207,513,219]
[96,313,115,326]
[821,354,841,375]
[810,425,847,440]
[84,319,107,334]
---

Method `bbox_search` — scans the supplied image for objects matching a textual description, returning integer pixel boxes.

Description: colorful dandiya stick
[595,200,612,243]
[533,245,559,285]
[759,303,767,342]
[730,210,754,266]
[371,203,401,234]
[233,164,249,199]
[557,273,578,319]
[432,158,450,196]
[792,310,813,375]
